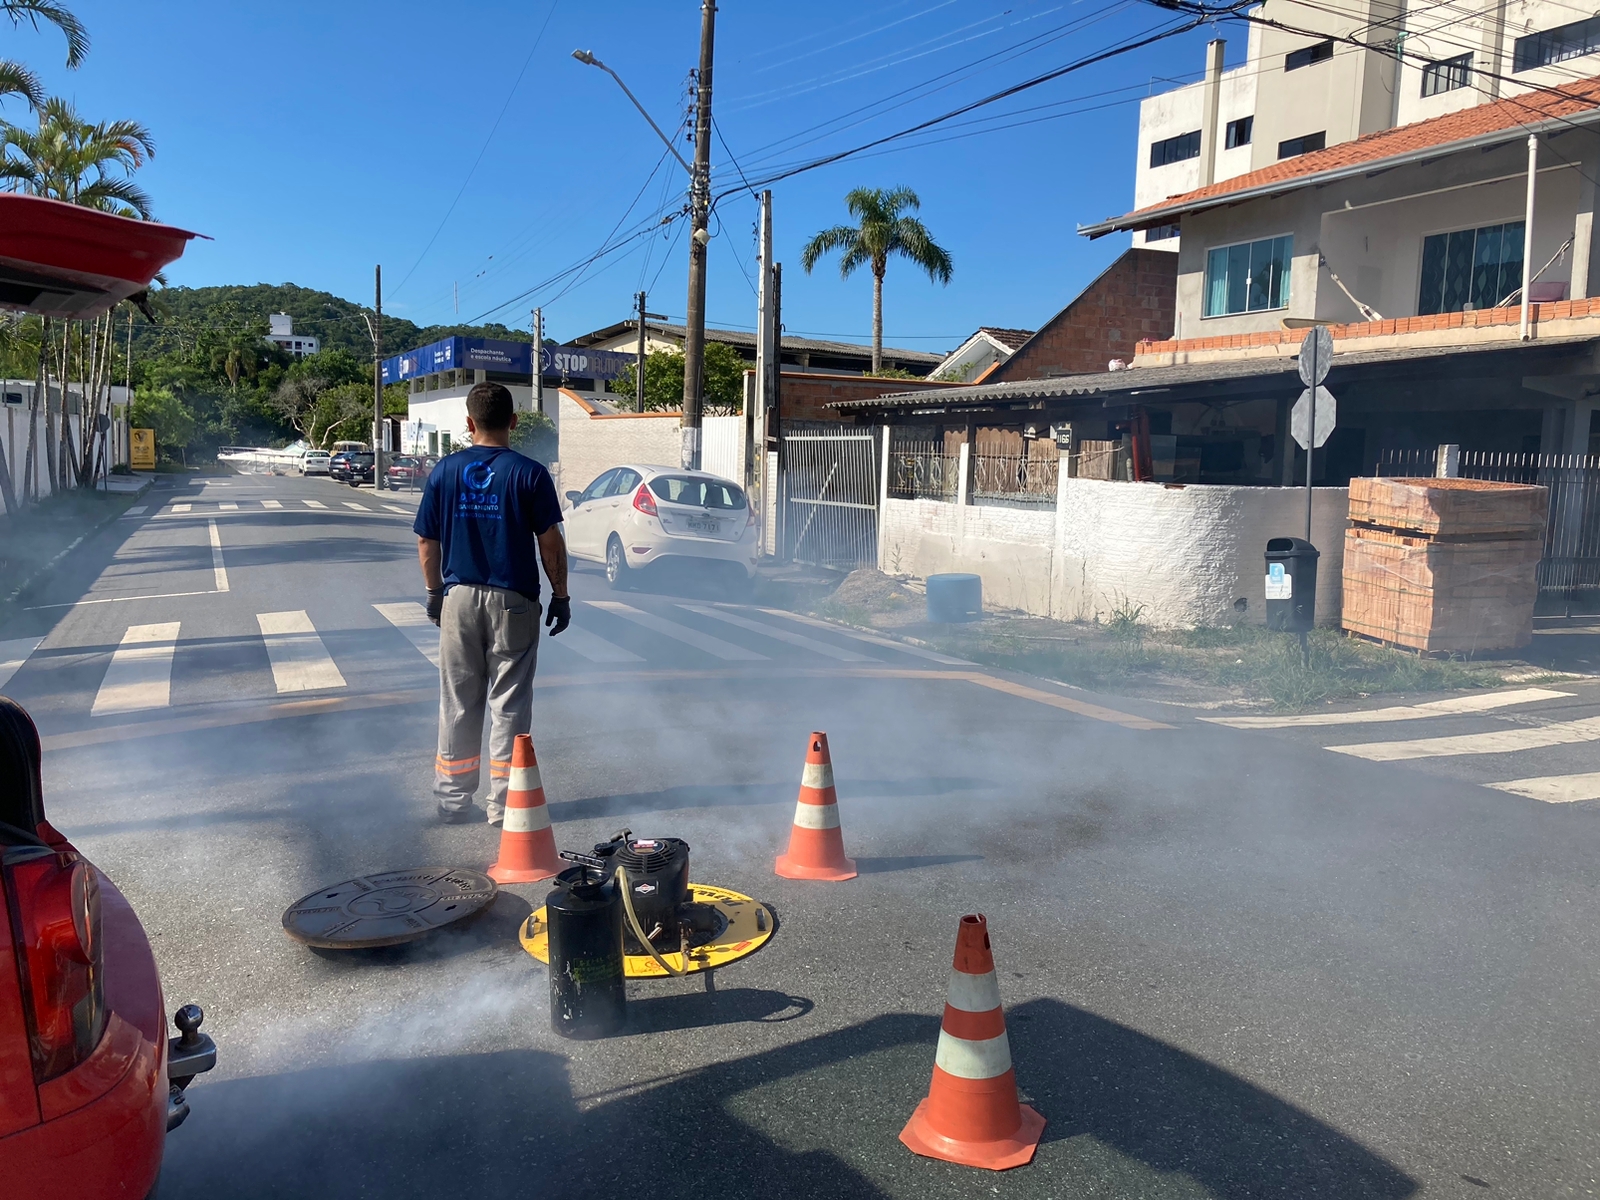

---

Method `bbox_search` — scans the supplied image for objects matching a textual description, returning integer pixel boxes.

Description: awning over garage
[0,194,201,318]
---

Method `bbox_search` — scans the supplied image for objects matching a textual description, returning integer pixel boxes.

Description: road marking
[262,499,283,509]
[547,624,644,663]
[208,520,229,592]
[343,502,369,511]
[25,590,220,611]
[959,673,1173,730]
[121,505,147,517]
[219,501,239,512]
[1489,772,1600,803]
[256,611,346,693]
[753,606,973,665]
[382,504,408,514]
[1203,687,1576,729]
[373,602,439,668]
[92,623,181,716]
[171,503,191,514]
[0,637,44,690]
[304,500,326,509]
[587,601,767,661]
[680,604,873,661]
[1330,715,1600,761]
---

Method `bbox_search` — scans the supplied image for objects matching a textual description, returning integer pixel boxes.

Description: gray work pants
[434,584,541,817]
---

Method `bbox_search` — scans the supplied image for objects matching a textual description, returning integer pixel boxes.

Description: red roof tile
[1125,72,1600,221]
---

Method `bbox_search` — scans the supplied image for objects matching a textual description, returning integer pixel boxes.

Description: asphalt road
[4,471,1600,1199]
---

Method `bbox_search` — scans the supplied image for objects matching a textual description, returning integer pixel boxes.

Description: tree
[1,1,88,110]
[800,186,952,373]
[610,341,746,415]
[508,409,557,465]
[129,386,193,461]
[1,95,155,216]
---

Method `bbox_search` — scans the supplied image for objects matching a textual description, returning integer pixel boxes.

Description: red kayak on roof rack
[0,193,202,319]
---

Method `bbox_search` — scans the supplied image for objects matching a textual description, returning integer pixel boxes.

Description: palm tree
[800,186,952,373]
[1,1,88,109]
[1,96,154,216]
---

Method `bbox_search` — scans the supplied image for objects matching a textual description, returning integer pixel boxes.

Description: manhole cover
[282,868,497,949]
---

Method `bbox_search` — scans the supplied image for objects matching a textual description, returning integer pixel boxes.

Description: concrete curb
[0,478,151,616]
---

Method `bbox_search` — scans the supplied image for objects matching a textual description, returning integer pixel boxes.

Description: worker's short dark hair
[466,381,515,431]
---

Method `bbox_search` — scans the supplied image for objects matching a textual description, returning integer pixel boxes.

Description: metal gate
[780,422,879,568]
[1375,449,1600,598]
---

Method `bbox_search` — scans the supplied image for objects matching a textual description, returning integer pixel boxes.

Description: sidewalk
[0,480,149,610]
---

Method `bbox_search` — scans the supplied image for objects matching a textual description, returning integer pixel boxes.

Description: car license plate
[687,515,720,533]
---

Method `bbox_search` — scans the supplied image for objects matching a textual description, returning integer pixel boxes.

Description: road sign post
[1292,326,1335,541]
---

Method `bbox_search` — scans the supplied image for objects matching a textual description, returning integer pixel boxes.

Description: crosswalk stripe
[304,500,326,509]
[753,606,973,665]
[257,611,346,692]
[0,637,44,690]
[208,520,229,592]
[121,505,147,517]
[343,502,369,511]
[92,623,180,716]
[382,504,408,514]
[1330,715,1600,761]
[1203,687,1576,729]
[586,600,767,661]
[219,501,239,511]
[680,604,874,661]
[373,602,439,668]
[548,624,644,663]
[171,503,192,513]
[262,499,283,509]
[1488,772,1600,803]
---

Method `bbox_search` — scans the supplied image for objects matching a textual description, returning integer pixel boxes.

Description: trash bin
[1264,538,1318,632]
[927,573,982,623]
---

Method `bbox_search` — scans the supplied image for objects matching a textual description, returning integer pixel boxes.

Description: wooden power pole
[680,0,716,469]
[373,265,385,489]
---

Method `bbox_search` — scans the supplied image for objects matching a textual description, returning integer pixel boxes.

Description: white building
[266,312,320,358]
[1134,0,1600,249]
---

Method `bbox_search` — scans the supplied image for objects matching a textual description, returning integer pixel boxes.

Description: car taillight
[746,505,757,527]
[633,484,658,518]
[4,849,105,1082]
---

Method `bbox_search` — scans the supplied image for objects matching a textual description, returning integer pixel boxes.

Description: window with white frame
[1421,52,1472,96]
[1204,235,1293,317]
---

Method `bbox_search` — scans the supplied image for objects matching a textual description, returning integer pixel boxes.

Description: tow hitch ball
[166,1004,216,1132]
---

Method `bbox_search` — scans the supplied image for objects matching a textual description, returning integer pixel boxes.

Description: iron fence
[780,422,880,568]
[1374,448,1600,597]
[970,450,1059,508]
[887,441,957,501]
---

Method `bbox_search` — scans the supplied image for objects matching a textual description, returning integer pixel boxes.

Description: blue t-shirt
[414,445,562,600]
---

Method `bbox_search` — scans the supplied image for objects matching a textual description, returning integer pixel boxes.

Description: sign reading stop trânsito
[1291,326,1337,450]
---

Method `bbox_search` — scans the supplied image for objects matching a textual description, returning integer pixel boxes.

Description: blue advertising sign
[382,337,637,384]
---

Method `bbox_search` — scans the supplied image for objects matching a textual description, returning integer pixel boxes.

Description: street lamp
[570,50,692,175]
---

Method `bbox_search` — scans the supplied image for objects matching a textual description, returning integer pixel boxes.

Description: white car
[563,464,758,588]
[302,451,331,476]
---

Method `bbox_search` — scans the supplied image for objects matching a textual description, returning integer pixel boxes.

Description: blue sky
[8,1,1227,353]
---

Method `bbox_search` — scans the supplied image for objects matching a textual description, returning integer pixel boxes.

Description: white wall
[700,415,745,483]
[880,479,1349,628]
[0,407,117,515]
[554,390,682,497]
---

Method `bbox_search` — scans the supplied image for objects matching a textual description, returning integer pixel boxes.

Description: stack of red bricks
[1341,477,1549,653]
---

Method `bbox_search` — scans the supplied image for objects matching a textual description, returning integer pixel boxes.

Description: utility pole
[752,190,774,547]
[373,265,385,490]
[635,290,648,413]
[680,0,716,470]
[532,307,544,421]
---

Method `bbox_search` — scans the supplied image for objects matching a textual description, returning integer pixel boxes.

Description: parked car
[0,698,215,1199]
[563,463,758,588]
[343,453,376,487]
[302,450,331,476]
[385,456,428,488]
[328,451,354,482]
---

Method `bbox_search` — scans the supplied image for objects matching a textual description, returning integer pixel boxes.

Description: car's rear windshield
[649,476,747,510]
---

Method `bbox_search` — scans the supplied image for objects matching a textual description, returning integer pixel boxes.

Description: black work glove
[425,587,445,626]
[545,595,571,637]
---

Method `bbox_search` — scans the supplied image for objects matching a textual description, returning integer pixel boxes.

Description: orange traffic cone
[900,914,1044,1170]
[487,734,561,884]
[774,731,856,881]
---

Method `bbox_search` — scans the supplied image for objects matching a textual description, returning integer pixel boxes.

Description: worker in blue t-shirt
[414,382,570,826]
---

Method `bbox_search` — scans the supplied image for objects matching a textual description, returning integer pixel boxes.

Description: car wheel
[605,537,631,590]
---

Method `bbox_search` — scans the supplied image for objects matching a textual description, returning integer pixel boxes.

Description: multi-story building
[265,313,320,358]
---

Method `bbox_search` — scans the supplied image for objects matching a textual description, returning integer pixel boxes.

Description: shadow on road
[548,776,996,822]
[160,1000,1416,1200]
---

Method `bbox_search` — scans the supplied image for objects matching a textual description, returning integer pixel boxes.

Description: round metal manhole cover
[282,868,498,949]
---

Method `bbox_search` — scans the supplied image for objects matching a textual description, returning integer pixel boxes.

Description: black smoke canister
[545,865,626,1039]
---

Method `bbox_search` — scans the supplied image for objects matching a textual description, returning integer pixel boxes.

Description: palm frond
[0,57,41,106]
[891,216,952,286]
[2,0,89,67]
[799,224,859,275]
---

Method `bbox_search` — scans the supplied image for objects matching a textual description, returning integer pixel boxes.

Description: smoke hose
[615,864,688,977]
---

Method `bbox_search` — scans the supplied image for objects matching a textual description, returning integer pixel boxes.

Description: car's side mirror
[565,491,583,505]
